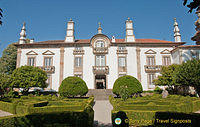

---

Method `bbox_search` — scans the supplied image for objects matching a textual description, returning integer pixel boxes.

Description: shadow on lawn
[151,112,200,127]
[112,111,200,127]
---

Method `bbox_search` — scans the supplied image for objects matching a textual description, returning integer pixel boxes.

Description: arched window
[96,41,105,48]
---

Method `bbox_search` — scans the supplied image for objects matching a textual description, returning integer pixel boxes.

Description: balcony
[73,49,84,55]
[93,66,109,75]
[38,66,55,73]
[144,65,163,73]
[119,66,127,72]
[116,49,128,54]
[93,47,108,54]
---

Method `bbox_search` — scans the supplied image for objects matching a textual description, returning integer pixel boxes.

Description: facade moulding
[136,47,141,82]
[16,48,22,68]
[59,47,65,86]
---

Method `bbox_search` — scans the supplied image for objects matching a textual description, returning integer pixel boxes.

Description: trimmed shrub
[59,76,88,97]
[0,101,16,114]
[113,75,143,97]
[0,109,94,127]
[154,86,163,94]
[110,95,200,126]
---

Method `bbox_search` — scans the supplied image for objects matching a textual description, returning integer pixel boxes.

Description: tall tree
[0,44,17,75]
[153,64,180,87]
[0,8,2,25]
[183,0,200,13]
[10,66,48,94]
[174,59,200,96]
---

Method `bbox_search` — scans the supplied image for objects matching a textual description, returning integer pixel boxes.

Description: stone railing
[38,66,55,73]
[144,65,163,73]
[116,49,128,54]
[73,49,84,55]
[93,66,109,74]
[93,47,108,54]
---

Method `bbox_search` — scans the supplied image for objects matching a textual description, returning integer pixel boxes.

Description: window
[44,57,52,66]
[96,55,105,66]
[148,74,155,88]
[118,57,126,67]
[27,57,35,66]
[163,56,171,66]
[147,56,155,65]
[96,41,105,47]
[75,57,82,67]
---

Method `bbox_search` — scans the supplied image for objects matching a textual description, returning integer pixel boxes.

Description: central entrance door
[95,75,106,89]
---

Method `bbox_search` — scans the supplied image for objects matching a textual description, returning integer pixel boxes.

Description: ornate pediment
[26,50,38,55]
[145,49,157,54]
[42,50,55,55]
[160,49,171,54]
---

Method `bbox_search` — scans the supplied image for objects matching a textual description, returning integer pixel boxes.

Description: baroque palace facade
[15,16,200,91]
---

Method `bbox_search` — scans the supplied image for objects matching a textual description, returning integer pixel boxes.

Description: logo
[115,118,122,125]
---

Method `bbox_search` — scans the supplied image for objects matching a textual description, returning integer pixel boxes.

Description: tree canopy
[153,64,180,87]
[10,66,48,91]
[174,59,200,95]
[183,0,200,13]
[0,44,17,75]
[0,8,2,25]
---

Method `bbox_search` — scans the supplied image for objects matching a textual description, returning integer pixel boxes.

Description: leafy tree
[153,64,180,87]
[113,75,143,98]
[10,66,48,94]
[183,0,200,13]
[0,44,17,75]
[0,8,2,25]
[0,73,11,97]
[174,59,200,96]
[59,76,88,97]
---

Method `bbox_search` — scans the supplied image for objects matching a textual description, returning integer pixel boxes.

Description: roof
[14,38,185,47]
[22,39,175,44]
[115,39,173,43]
[170,45,200,53]
[178,45,200,48]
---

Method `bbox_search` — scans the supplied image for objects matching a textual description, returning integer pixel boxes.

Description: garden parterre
[110,94,200,126]
[0,96,94,127]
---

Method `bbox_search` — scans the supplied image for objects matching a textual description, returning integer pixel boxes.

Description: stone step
[87,89,114,100]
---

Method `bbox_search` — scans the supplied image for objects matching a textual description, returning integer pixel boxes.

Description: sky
[0,0,198,56]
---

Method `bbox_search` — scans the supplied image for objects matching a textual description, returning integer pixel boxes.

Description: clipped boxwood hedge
[0,108,94,127]
[110,95,200,126]
[0,97,94,127]
[59,76,88,97]
[112,75,143,96]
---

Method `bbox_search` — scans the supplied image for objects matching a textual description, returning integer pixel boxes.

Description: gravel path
[195,110,200,113]
[0,110,13,117]
[93,100,113,127]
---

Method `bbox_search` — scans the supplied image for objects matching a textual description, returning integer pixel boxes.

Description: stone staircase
[87,89,114,100]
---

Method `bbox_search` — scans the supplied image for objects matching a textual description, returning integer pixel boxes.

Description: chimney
[125,17,135,42]
[65,18,75,42]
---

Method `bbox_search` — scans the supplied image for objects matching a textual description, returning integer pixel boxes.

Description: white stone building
[15,16,200,91]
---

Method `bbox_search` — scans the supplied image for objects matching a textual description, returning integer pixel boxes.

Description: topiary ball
[59,76,88,97]
[113,75,143,96]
